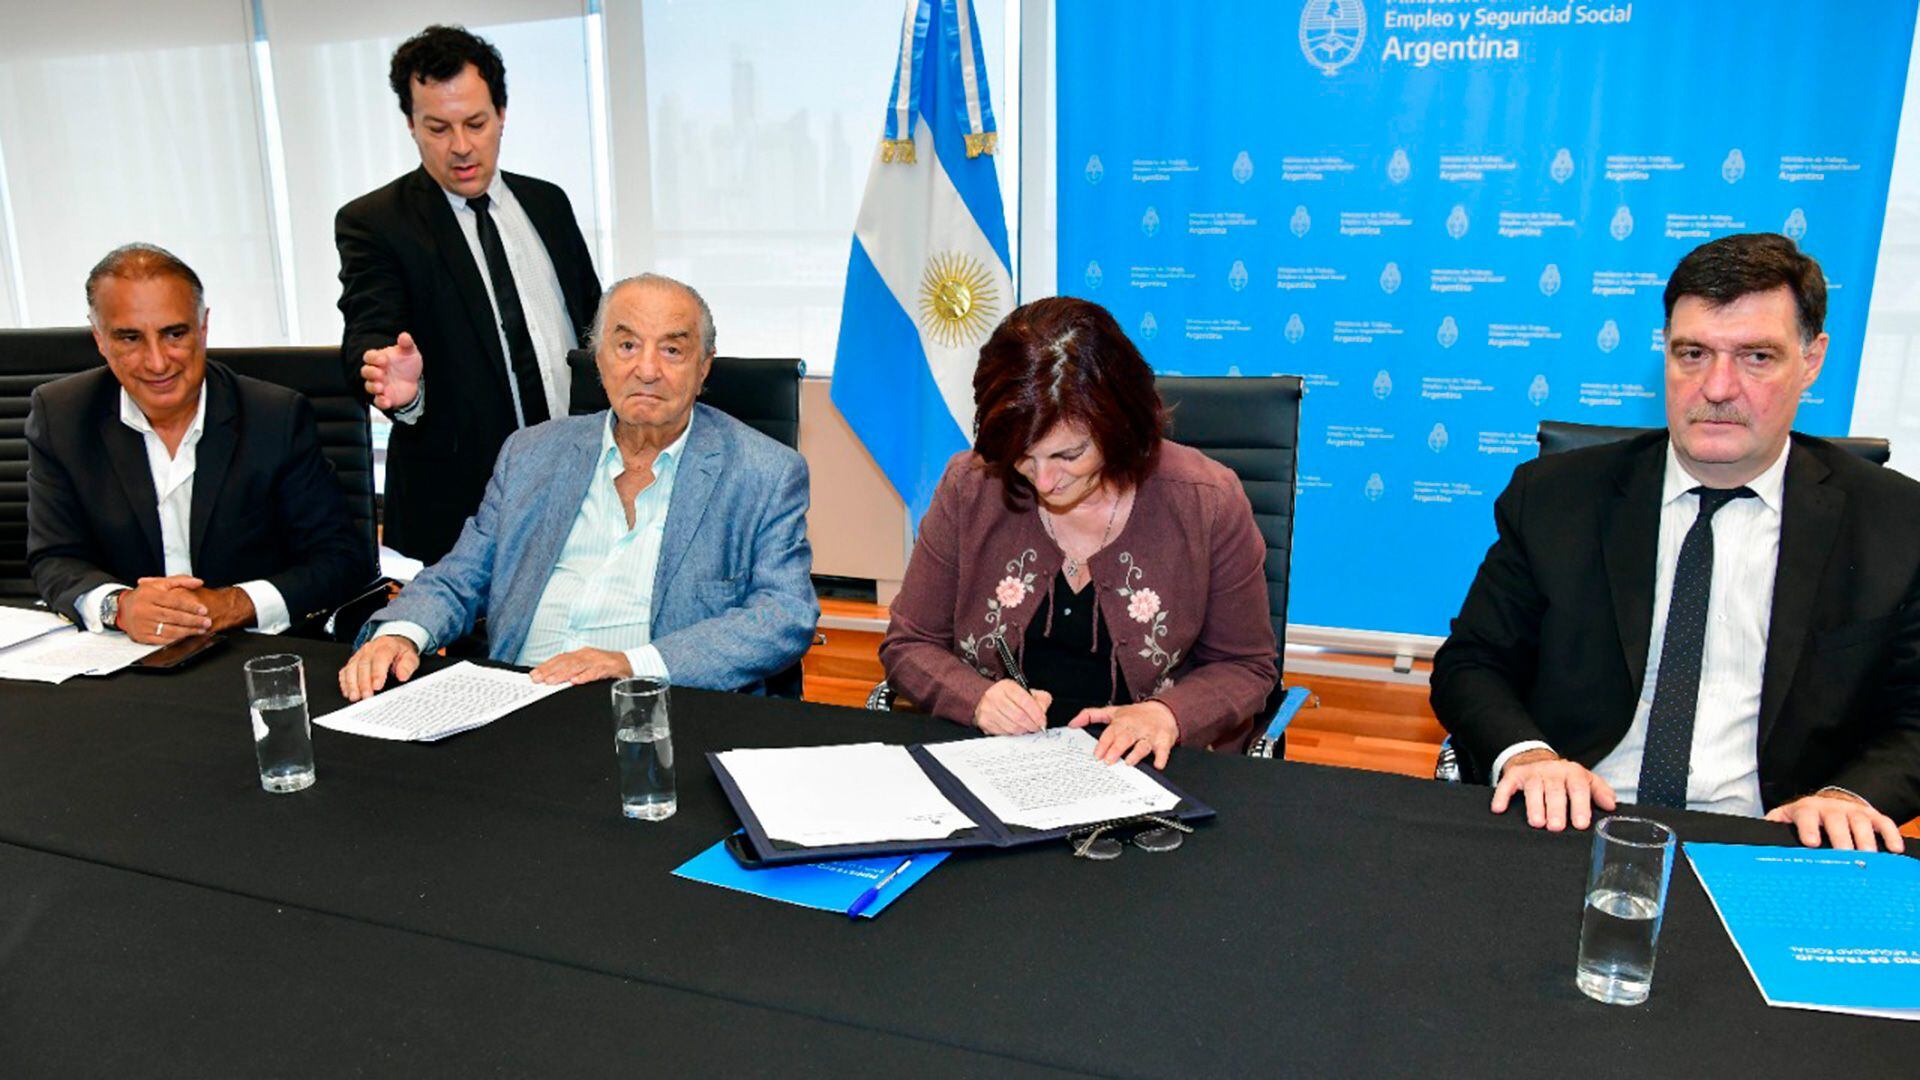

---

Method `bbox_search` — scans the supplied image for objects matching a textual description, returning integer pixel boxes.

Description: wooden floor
[805,599,1920,838]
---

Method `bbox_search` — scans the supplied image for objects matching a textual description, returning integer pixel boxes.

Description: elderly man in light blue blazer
[338,272,817,698]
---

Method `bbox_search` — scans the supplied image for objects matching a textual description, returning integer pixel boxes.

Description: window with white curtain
[0,1,282,343]
[256,0,603,347]
[0,1,1013,378]
[632,0,1010,373]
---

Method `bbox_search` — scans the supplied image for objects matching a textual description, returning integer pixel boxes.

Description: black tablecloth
[1,636,1914,1076]
[0,843,1066,1078]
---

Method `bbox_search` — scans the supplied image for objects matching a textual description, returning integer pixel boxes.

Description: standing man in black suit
[1434,233,1920,852]
[336,24,601,563]
[26,244,374,644]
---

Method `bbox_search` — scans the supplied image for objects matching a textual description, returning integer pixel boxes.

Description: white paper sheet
[0,627,161,684]
[714,742,978,847]
[312,661,566,741]
[922,728,1180,831]
[0,607,73,652]
[377,545,425,583]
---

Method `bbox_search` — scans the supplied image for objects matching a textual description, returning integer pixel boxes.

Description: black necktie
[1636,485,1757,808]
[466,194,549,426]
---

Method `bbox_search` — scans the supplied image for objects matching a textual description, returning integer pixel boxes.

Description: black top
[1022,570,1133,725]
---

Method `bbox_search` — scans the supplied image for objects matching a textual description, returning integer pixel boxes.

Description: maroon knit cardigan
[881,441,1278,750]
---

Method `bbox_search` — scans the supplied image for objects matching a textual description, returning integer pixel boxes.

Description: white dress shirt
[376,412,689,680]
[394,172,577,428]
[77,388,290,634]
[1492,441,1791,817]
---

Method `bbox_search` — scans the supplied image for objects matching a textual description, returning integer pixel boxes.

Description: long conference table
[1,635,1913,1077]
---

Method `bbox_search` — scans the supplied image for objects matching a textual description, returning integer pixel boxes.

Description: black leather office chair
[567,348,808,699]
[211,346,387,641]
[1536,420,1890,465]
[1159,376,1304,755]
[212,347,378,560]
[566,349,804,448]
[0,328,111,598]
[866,374,1306,755]
[1431,417,1895,781]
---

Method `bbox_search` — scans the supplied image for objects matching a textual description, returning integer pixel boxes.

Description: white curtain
[258,0,602,347]
[632,0,1008,374]
[0,1,280,343]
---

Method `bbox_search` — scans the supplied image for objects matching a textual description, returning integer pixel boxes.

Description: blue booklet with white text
[673,838,948,919]
[1686,843,1920,1020]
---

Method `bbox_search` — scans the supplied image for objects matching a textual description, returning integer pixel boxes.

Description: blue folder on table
[1686,843,1920,1020]
[673,839,949,918]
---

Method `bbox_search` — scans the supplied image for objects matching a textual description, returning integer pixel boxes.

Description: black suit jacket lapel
[1602,437,1666,697]
[189,366,238,568]
[409,168,512,403]
[1760,441,1844,750]
[101,396,165,570]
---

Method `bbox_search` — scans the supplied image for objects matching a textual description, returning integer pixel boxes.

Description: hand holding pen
[970,637,1051,735]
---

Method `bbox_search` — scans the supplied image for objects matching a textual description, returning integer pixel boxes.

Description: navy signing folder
[1687,843,1920,1020]
[708,728,1214,866]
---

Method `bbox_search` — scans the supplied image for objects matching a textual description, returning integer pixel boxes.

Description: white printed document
[0,625,161,684]
[922,728,1180,831]
[714,742,978,847]
[312,661,566,741]
[0,607,73,652]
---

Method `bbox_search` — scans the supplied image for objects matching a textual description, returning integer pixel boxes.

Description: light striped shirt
[397,172,578,426]
[516,412,690,676]
[1494,441,1789,816]
[377,412,688,679]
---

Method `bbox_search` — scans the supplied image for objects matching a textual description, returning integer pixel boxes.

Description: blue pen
[845,857,915,919]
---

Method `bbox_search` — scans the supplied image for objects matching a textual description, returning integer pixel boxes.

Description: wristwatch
[101,587,127,632]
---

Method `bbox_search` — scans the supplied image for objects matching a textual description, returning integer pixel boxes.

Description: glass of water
[612,676,675,820]
[244,654,315,794]
[1576,815,1676,1005]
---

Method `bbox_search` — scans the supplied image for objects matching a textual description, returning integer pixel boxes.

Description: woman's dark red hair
[972,297,1166,508]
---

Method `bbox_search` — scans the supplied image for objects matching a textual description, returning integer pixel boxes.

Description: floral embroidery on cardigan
[995,576,1031,609]
[961,548,1038,678]
[1117,551,1179,691]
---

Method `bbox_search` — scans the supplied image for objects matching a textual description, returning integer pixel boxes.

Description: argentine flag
[830,0,1013,528]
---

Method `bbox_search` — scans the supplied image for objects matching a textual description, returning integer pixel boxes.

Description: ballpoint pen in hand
[845,856,915,919]
[993,635,1029,690]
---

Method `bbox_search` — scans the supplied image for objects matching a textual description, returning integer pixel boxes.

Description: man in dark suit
[1434,233,1920,852]
[26,244,374,645]
[336,24,600,563]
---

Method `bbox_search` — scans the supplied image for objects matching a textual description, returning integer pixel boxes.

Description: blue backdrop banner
[1057,0,1917,635]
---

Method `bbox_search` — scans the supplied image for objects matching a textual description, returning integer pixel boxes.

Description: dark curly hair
[388,25,507,117]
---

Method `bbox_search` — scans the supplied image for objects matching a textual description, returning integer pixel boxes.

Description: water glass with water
[244,654,315,794]
[613,676,676,820]
[1576,815,1675,1005]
